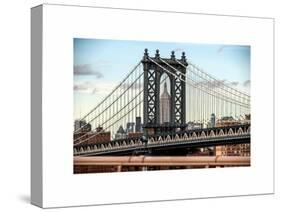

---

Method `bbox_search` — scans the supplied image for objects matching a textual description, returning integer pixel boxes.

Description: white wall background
[0,0,280,211]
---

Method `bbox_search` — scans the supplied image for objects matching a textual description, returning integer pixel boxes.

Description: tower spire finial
[155,49,160,58]
[143,48,149,60]
[181,51,186,61]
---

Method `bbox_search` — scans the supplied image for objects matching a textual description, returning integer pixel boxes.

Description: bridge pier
[117,165,122,172]
[142,166,147,171]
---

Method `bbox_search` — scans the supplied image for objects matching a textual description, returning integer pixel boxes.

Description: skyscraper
[126,122,135,133]
[160,82,171,123]
[115,125,126,139]
[210,113,216,128]
[74,120,91,132]
[135,117,142,132]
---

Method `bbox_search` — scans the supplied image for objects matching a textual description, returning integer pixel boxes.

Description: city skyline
[74,38,250,121]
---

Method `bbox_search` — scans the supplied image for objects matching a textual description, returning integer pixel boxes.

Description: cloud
[195,79,226,88]
[217,46,225,54]
[243,80,251,87]
[74,81,117,95]
[229,81,239,86]
[172,48,184,53]
[194,80,239,88]
[74,64,103,78]
[74,81,99,94]
[120,82,143,91]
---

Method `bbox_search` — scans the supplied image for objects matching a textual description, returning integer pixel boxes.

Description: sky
[74,38,250,120]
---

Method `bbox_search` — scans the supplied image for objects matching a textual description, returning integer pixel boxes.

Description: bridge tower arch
[142,49,188,132]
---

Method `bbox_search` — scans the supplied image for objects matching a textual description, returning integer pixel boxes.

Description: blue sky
[74,38,250,120]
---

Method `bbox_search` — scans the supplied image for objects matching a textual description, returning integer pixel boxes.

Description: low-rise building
[74,126,111,145]
[215,115,250,157]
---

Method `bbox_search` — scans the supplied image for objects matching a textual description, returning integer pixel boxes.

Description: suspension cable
[75,61,141,132]
[151,57,249,108]
[178,59,250,101]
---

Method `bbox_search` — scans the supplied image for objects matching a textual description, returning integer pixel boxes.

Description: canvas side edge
[31,5,43,208]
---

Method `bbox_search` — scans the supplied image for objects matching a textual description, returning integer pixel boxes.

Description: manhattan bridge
[73,49,250,157]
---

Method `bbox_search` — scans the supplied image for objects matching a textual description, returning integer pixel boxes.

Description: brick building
[215,116,250,157]
[74,126,111,145]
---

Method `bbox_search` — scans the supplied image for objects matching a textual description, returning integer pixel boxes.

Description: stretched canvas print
[31,3,274,208]
[73,39,251,174]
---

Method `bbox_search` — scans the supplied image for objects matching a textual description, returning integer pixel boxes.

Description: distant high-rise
[74,120,91,132]
[160,82,171,123]
[115,125,126,139]
[135,117,142,132]
[126,122,135,133]
[210,113,216,128]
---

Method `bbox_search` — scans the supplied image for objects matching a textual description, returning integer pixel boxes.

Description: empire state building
[160,82,171,123]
